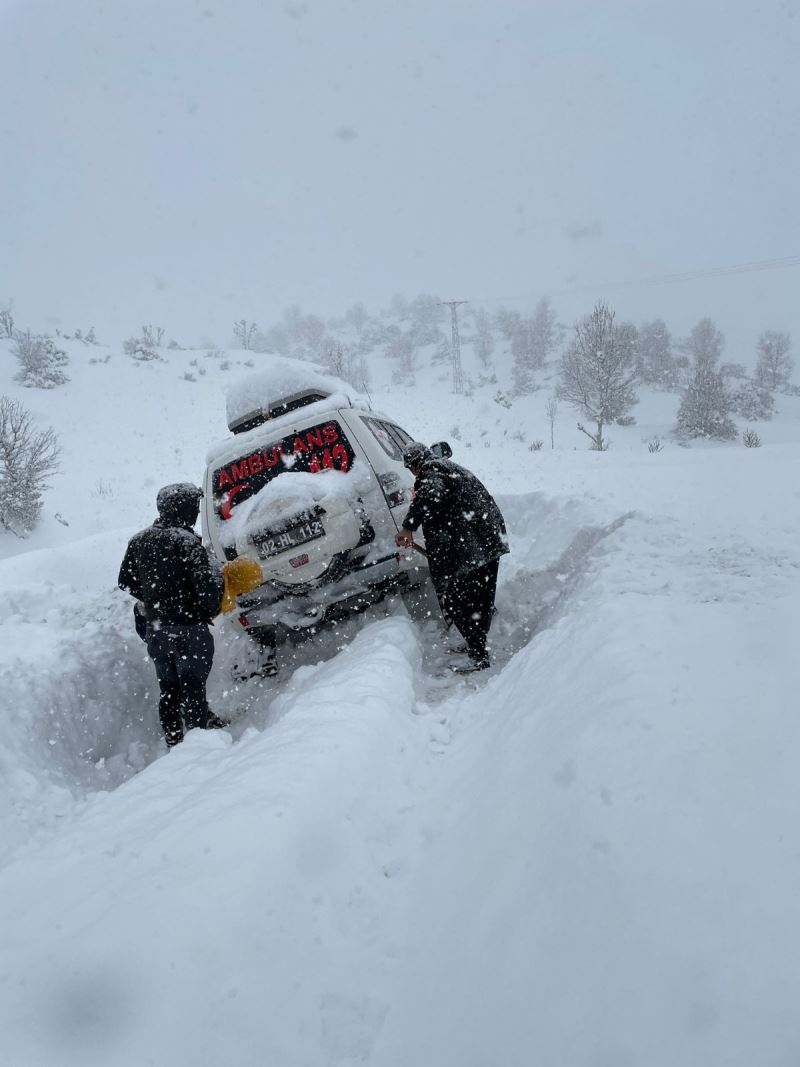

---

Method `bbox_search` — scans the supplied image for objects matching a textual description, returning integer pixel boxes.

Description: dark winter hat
[402,441,432,470]
[156,482,203,526]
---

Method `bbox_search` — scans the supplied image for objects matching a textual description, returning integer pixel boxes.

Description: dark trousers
[441,559,499,665]
[146,624,215,745]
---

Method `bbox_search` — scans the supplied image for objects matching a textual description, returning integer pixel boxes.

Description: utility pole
[440,300,468,394]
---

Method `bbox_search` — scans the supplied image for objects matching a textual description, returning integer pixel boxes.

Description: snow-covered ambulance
[201,365,428,646]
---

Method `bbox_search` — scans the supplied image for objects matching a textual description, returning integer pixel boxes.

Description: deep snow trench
[0,491,621,867]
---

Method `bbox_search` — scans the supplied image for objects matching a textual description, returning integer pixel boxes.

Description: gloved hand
[133,601,148,641]
[220,556,264,614]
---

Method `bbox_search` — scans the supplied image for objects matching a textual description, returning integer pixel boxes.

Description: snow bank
[0,617,426,1067]
[0,533,163,862]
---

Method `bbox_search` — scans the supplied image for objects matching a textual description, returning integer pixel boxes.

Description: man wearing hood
[395,443,508,672]
[118,482,226,747]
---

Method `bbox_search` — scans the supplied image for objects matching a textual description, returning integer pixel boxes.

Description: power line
[465,254,800,307]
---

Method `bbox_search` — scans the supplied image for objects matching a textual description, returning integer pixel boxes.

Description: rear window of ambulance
[361,416,413,461]
[212,419,355,521]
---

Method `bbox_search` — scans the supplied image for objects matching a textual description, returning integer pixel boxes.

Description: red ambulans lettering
[214,420,353,518]
[332,443,349,471]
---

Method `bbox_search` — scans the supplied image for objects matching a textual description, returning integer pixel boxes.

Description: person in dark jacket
[118,482,225,746]
[395,442,508,671]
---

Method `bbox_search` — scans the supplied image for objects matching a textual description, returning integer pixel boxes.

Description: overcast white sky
[1,0,798,355]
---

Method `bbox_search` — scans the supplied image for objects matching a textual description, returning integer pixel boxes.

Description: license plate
[253,518,325,559]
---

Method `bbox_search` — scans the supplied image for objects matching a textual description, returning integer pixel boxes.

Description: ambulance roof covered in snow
[224,359,364,432]
[206,360,371,465]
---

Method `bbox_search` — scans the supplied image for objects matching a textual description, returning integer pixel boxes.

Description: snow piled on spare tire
[220,465,373,555]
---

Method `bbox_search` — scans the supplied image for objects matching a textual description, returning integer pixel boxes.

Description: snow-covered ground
[1,337,799,1066]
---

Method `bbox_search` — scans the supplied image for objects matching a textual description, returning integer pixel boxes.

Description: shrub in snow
[124,325,165,361]
[141,324,165,348]
[233,319,257,350]
[615,414,637,426]
[12,330,69,388]
[742,428,762,448]
[647,436,665,453]
[493,390,512,409]
[124,336,160,361]
[729,380,775,421]
[0,396,60,534]
[528,439,544,451]
[755,330,793,392]
[558,301,638,451]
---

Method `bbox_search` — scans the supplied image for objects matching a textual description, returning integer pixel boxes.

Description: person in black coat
[118,482,225,746]
[395,443,508,671]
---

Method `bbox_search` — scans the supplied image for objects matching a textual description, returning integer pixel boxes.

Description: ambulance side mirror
[430,441,452,459]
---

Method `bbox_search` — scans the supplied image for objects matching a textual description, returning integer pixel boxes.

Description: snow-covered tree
[636,318,678,388]
[674,318,736,440]
[545,396,559,450]
[493,306,521,342]
[344,302,369,334]
[321,339,369,389]
[729,380,775,421]
[755,330,793,392]
[720,362,747,381]
[473,307,495,368]
[0,396,61,534]
[681,318,724,371]
[675,365,736,440]
[0,301,14,338]
[406,294,445,347]
[384,327,418,385]
[557,301,638,450]
[12,331,69,388]
[511,297,558,396]
[257,306,329,360]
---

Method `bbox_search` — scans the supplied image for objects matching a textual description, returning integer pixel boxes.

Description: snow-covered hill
[1,336,799,1066]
